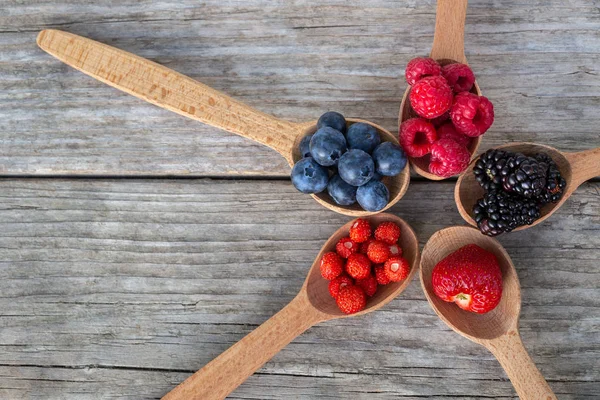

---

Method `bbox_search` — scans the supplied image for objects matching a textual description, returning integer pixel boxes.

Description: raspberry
[349,218,371,243]
[359,238,376,254]
[356,274,378,297]
[409,75,453,119]
[346,253,372,280]
[366,240,390,264]
[450,92,494,137]
[405,57,441,86]
[384,257,411,282]
[320,252,344,280]
[374,264,391,285]
[399,118,437,158]
[388,243,403,257]
[437,122,471,147]
[429,138,471,178]
[429,111,450,127]
[336,285,367,314]
[374,221,401,244]
[442,63,475,93]
[335,237,359,259]
[328,274,354,299]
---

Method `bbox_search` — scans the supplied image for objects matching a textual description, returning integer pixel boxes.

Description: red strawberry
[320,252,344,280]
[336,285,367,314]
[432,244,502,314]
[384,256,411,282]
[359,238,376,254]
[336,237,359,259]
[375,221,401,244]
[349,218,372,243]
[329,274,354,299]
[367,240,391,264]
[388,243,403,257]
[374,264,391,285]
[356,274,378,297]
[346,253,372,280]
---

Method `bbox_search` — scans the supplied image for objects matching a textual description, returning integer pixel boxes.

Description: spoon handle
[162,291,323,400]
[430,0,469,63]
[36,29,301,163]
[485,332,557,400]
[565,147,600,186]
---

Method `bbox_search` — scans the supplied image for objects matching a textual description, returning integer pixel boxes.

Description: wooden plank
[0,179,597,399]
[1,0,600,176]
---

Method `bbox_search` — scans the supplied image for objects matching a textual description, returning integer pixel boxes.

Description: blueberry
[317,111,347,134]
[299,135,312,158]
[356,180,390,212]
[372,142,407,176]
[327,174,357,206]
[371,171,382,181]
[346,123,381,153]
[291,157,329,194]
[309,127,347,167]
[338,149,374,186]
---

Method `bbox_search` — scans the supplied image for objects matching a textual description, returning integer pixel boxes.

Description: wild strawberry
[346,253,372,280]
[374,264,391,285]
[336,237,359,259]
[367,240,390,264]
[356,274,378,297]
[349,218,371,243]
[359,238,376,254]
[336,285,367,314]
[384,256,410,282]
[320,252,344,280]
[388,243,403,257]
[374,221,401,244]
[432,244,502,314]
[328,274,354,299]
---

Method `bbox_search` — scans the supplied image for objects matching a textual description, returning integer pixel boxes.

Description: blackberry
[501,153,549,198]
[473,190,541,236]
[534,153,566,204]
[473,149,515,191]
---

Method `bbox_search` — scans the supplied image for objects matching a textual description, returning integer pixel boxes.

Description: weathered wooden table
[1,1,599,399]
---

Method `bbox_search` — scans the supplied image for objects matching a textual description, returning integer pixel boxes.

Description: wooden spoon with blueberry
[162,216,419,400]
[420,226,557,400]
[398,0,493,181]
[37,29,410,216]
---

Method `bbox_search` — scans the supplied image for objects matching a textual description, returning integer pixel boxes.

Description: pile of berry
[472,149,567,236]
[291,112,407,211]
[399,57,495,178]
[319,219,411,314]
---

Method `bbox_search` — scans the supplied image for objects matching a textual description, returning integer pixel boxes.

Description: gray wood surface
[1,0,600,399]
[0,179,598,399]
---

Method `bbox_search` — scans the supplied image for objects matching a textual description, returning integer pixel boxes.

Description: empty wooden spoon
[399,0,482,180]
[455,142,600,232]
[36,29,409,216]
[162,214,419,400]
[420,226,557,400]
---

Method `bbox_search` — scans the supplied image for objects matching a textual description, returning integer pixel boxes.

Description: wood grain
[1,0,600,176]
[0,179,597,399]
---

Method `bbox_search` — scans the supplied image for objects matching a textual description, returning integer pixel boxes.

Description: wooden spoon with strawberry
[420,226,557,400]
[162,214,420,400]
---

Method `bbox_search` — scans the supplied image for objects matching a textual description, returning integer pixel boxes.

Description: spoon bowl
[37,29,410,216]
[398,0,483,180]
[455,142,600,232]
[163,213,420,400]
[420,226,556,399]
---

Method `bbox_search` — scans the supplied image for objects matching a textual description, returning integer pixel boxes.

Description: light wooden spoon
[455,142,600,231]
[399,0,482,180]
[162,213,420,400]
[420,226,557,400]
[36,29,410,216]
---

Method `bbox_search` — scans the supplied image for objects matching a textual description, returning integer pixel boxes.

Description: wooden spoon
[420,226,557,400]
[399,0,482,181]
[36,29,410,216]
[161,213,419,400]
[455,142,600,231]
